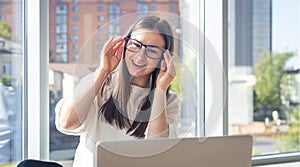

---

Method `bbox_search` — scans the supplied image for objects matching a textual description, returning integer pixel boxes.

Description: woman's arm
[147,51,177,137]
[57,68,110,130]
[56,37,124,130]
[146,89,169,137]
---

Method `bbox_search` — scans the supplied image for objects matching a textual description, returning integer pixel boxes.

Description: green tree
[0,75,12,86]
[276,106,300,152]
[254,52,294,117]
[0,21,12,40]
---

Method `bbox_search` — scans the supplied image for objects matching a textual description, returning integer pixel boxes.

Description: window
[109,4,120,14]
[56,5,67,14]
[151,6,156,11]
[98,35,104,41]
[56,24,67,33]
[56,15,67,24]
[109,4,119,21]
[0,15,5,21]
[138,4,148,12]
[98,6,104,12]
[71,35,79,41]
[97,25,103,30]
[0,0,23,165]
[72,45,79,51]
[48,0,199,163]
[98,16,104,21]
[72,25,79,31]
[45,0,300,165]
[73,54,79,61]
[73,6,79,13]
[169,6,175,12]
[56,34,67,43]
[56,43,67,53]
[56,53,68,63]
[98,44,103,51]
[73,16,79,21]
[137,4,148,18]
[0,0,287,167]
[0,6,5,12]
[228,0,300,165]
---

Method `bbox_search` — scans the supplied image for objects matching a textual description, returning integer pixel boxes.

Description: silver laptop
[94,135,252,167]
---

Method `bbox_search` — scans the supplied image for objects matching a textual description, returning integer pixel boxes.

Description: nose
[134,46,147,59]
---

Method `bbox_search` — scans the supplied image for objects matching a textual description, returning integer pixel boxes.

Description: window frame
[25,0,49,160]
[23,0,300,165]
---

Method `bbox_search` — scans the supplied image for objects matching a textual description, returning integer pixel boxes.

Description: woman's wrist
[155,85,168,93]
[93,66,111,93]
[95,66,110,79]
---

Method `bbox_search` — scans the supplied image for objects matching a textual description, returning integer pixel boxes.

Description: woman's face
[125,29,165,80]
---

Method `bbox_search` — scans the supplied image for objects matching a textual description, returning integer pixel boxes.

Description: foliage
[252,148,261,156]
[0,21,12,40]
[170,63,181,94]
[0,75,12,86]
[276,106,300,152]
[254,51,294,112]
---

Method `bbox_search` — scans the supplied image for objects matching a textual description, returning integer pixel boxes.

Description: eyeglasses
[125,37,165,59]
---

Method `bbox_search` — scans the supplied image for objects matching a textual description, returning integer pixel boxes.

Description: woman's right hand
[99,36,125,74]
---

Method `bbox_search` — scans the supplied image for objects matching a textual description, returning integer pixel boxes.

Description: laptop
[94,135,252,167]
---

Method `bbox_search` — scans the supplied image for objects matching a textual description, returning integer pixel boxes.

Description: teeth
[132,60,145,67]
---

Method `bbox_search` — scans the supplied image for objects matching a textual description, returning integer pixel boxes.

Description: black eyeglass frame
[124,37,166,60]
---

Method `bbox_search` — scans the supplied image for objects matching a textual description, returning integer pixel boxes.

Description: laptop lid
[94,135,252,167]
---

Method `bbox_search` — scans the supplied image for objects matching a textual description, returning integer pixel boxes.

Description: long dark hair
[98,16,174,138]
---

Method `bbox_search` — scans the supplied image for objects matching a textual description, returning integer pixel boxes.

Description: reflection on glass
[49,0,200,161]
[0,0,23,165]
[228,0,300,155]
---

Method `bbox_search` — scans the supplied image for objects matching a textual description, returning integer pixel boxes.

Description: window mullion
[27,0,49,160]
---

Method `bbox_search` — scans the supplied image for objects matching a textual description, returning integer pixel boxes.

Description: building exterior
[0,0,22,43]
[49,0,179,65]
[229,0,272,68]
[228,0,272,125]
[252,0,272,66]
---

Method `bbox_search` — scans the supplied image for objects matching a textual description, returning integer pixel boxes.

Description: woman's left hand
[156,50,176,92]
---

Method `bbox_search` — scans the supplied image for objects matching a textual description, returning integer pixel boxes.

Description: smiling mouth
[131,59,146,67]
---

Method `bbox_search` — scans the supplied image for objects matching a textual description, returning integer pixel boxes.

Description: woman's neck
[130,75,151,88]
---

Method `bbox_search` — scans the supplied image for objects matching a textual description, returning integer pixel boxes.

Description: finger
[108,36,123,49]
[122,34,127,39]
[107,39,123,55]
[103,37,114,52]
[168,56,176,77]
[159,60,167,72]
[163,50,172,65]
[115,41,124,61]
[112,39,124,50]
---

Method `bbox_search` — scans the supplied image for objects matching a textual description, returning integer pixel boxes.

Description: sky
[273,0,300,68]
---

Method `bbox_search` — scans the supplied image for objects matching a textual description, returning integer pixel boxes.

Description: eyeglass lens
[126,39,163,59]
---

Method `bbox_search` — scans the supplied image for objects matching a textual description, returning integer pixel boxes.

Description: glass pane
[228,0,300,156]
[49,0,203,161]
[0,0,23,165]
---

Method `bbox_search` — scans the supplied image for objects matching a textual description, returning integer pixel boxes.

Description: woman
[55,16,181,167]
